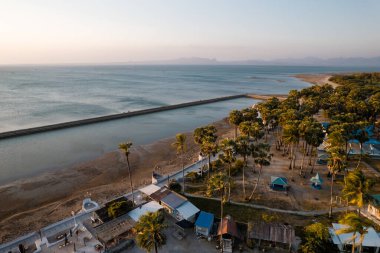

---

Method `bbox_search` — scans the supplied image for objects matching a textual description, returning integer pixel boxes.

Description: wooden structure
[247,222,295,249]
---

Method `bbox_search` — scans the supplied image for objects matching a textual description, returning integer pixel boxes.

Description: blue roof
[271,176,288,186]
[195,211,214,229]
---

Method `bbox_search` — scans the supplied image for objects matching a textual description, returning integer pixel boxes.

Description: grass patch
[187,196,339,227]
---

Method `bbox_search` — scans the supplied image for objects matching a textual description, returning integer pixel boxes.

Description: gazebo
[270,177,289,191]
[310,173,323,189]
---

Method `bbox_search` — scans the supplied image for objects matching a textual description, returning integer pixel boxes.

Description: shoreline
[0,117,235,243]
[0,74,330,243]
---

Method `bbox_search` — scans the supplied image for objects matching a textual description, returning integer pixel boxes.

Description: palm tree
[282,121,300,180]
[119,142,135,206]
[305,123,325,174]
[201,140,218,178]
[172,133,187,193]
[235,136,251,199]
[206,172,229,252]
[327,146,346,218]
[342,169,374,214]
[336,212,370,253]
[135,211,167,253]
[219,138,236,201]
[229,110,243,139]
[248,143,271,201]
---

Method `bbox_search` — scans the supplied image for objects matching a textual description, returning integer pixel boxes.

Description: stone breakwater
[0,94,248,140]
[0,93,286,140]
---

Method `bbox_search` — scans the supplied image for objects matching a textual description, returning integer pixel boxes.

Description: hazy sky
[1,0,380,64]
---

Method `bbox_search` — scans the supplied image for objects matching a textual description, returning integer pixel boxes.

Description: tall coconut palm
[119,142,135,206]
[172,133,187,193]
[206,172,229,252]
[305,123,325,174]
[282,121,300,180]
[201,140,218,178]
[248,143,271,201]
[336,212,370,253]
[327,146,346,218]
[235,136,251,199]
[135,211,167,253]
[342,169,374,214]
[219,138,236,201]
[229,110,243,139]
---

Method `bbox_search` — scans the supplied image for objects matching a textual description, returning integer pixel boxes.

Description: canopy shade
[270,176,288,186]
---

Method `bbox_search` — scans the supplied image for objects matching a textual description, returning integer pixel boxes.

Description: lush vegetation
[107,200,134,219]
[135,211,167,253]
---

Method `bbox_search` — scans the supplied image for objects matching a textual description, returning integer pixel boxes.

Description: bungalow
[195,211,214,237]
[148,186,200,222]
[270,176,289,191]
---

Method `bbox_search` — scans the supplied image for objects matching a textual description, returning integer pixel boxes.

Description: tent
[270,176,289,191]
[195,211,214,237]
[310,173,323,189]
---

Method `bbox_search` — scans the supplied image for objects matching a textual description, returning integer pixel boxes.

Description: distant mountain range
[126,56,380,67]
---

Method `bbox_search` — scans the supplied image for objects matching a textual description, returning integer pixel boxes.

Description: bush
[107,200,133,219]
[211,159,223,171]
[185,171,200,182]
[168,180,182,193]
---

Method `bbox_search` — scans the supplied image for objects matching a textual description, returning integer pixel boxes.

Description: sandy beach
[0,74,333,243]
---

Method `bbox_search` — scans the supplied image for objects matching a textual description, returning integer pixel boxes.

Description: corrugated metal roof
[195,211,214,229]
[248,222,295,244]
[161,192,187,209]
[217,215,240,238]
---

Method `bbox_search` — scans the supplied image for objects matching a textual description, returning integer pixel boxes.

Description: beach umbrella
[310,173,323,185]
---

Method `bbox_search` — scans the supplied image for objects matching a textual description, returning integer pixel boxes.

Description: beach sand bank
[295,73,339,88]
[0,118,235,243]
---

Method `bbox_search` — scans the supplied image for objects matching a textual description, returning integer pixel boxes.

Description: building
[217,215,241,253]
[367,194,380,220]
[270,176,289,191]
[329,223,380,253]
[247,222,295,249]
[143,185,200,222]
[195,211,214,237]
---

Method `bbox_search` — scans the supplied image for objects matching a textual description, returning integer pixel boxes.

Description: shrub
[107,200,133,219]
[185,171,200,182]
[168,180,182,193]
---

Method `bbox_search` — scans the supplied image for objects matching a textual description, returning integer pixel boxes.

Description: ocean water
[0,65,379,183]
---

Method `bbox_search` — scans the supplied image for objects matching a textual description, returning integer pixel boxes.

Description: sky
[0,0,380,64]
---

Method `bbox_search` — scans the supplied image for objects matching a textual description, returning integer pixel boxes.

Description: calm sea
[0,65,378,183]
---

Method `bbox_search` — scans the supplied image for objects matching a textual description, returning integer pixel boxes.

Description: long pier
[0,94,252,140]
